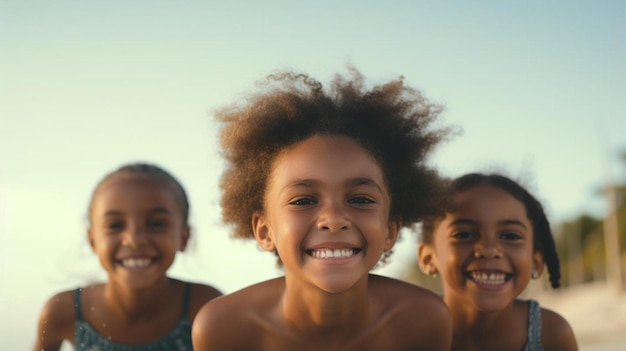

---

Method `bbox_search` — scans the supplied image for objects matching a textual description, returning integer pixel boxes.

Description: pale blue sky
[1,1,624,349]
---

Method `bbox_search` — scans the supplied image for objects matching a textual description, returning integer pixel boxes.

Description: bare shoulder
[369,275,452,350]
[33,289,78,351]
[184,281,223,321]
[540,306,578,351]
[192,278,284,351]
[369,274,447,308]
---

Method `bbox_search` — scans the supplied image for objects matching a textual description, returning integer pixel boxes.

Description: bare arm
[192,297,249,351]
[405,292,452,351]
[186,282,223,322]
[541,308,578,351]
[371,276,452,351]
[32,291,75,351]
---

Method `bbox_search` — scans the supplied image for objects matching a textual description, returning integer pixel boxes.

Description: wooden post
[567,220,584,286]
[604,184,624,295]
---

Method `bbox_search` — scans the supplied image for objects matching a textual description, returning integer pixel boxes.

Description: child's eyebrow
[102,208,172,216]
[449,218,477,227]
[449,218,528,230]
[347,177,384,193]
[103,210,122,217]
[280,178,384,193]
[148,207,171,214]
[281,179,315,191]
[498,219,528,229]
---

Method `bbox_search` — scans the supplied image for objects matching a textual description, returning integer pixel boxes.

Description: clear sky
[1,1,624,349]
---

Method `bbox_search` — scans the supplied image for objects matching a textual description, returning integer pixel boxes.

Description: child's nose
[474,237,502,259]
[122,225,147,247]
[317,202,350,232]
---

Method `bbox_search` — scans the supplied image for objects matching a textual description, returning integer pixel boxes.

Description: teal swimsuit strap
[180,282,191,320]
[74,283,191,321]
[74,288,83,321]
[527,299,541,344]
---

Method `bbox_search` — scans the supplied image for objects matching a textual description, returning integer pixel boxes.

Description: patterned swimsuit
[522,299,543,351]
[73,283,193,351]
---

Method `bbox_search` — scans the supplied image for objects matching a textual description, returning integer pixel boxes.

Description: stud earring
[379,250,393,265]
[428,266,438,278]
[531,271,539,279]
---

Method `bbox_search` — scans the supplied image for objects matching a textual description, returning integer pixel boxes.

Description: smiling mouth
[118,258,155,268]
[306,248,361,259]
[466,271,512,285]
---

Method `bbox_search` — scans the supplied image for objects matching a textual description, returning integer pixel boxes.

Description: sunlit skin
[419,184,577,351]
[33,174,222,351]
[193,135,452,351]
[89,176,188,293]
[258,134,396,295]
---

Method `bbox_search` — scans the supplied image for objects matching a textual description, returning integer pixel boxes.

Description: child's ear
[531,250,545,278]
[417,243,437,275]
[252,212,275,252]
[383,217,401,251]
[179,226,191,252]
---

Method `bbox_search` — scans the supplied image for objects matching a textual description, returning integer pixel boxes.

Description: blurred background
[1,1,624,350]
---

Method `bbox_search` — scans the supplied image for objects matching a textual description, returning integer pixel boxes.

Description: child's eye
[500,232,522,240]
[106,222,124,230]
[148,220,168,228]
[452,231,476,240]
[289,197,316,206]
[348,196,375,205]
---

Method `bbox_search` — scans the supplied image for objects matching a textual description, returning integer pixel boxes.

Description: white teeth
[470,271,507,285]
[311,248,356,258]
[121,258,151,268]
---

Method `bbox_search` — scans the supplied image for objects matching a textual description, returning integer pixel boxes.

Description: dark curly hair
[217,67,451,253]
[421,173,562,288]
[88,162,190,225]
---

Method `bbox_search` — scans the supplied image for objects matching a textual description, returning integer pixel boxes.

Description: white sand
[534,282,626,350]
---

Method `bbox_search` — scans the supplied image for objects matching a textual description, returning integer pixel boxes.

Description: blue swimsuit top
[522,299,543,351]
[73,283,193,351]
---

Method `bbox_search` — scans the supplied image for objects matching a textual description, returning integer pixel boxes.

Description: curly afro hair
[216,67,451,244]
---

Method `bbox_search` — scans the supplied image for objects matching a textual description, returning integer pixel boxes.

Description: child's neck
[446,297,521,351]
[281,275,371,339]
[104,277,175,321]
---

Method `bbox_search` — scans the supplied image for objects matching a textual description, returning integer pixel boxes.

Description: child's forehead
[449,184,528,218]
[455,184,516,201]
[95,174,176,198]
[268,135,387,187]
[273,135,381,168]
[276,134,377,162]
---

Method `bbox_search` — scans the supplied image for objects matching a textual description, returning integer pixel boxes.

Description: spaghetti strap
[181,282,191,320]
[522,299,544,351]
[74,288,83,321]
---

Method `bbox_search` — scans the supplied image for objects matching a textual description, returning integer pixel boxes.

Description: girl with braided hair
[418,173,578,351]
